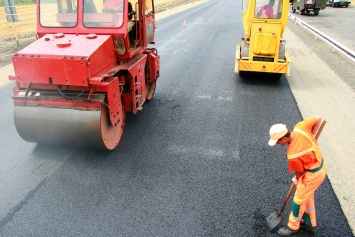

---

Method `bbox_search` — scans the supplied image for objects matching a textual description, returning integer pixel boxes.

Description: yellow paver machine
[235,0,291,78]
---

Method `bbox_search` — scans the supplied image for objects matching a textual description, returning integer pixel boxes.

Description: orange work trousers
[288,162,327,230]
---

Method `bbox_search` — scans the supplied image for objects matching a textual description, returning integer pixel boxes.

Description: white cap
[268,124,288,146]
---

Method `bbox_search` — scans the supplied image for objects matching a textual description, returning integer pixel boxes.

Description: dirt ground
[0,0,200,68]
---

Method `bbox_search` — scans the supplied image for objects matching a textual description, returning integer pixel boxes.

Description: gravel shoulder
[285,20,355,234]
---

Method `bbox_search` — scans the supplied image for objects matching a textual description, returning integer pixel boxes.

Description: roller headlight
[113,36,126,55]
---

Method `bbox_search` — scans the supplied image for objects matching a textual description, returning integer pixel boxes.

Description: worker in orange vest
[268,116,327,235]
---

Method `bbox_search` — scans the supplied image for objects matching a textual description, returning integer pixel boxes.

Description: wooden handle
[314,120,327,140]
[280,182,295,214]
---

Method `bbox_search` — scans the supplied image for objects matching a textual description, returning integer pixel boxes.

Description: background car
[326,0,351,7]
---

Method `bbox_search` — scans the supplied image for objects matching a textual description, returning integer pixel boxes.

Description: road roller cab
[9,0,160,150]
[235,0,291,78]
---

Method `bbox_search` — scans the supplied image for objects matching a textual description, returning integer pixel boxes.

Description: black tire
[272,73,283,80]
[299,9,305,15]
[238,71,248,78]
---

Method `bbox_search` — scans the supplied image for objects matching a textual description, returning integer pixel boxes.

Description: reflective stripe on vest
[305,206,315,211]
[287,128,322,164]
[287,147,314,159]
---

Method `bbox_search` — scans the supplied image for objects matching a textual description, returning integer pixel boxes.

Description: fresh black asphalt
[0,0,353,236]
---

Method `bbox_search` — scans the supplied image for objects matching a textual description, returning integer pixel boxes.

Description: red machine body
[9,0,160,150]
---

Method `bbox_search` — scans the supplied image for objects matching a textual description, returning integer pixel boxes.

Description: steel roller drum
[14,104,125,150]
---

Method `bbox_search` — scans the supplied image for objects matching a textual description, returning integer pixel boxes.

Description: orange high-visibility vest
[287,128,323,171]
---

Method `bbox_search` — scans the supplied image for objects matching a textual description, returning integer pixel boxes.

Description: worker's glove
[292,176,299,186]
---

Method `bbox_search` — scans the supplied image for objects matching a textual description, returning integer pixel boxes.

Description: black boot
[278,226,298,236]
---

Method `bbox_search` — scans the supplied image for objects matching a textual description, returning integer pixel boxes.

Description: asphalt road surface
[0,0,354,236]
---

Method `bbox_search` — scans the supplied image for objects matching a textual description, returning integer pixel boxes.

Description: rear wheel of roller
[146,82,156,101]
[100,102,125,150]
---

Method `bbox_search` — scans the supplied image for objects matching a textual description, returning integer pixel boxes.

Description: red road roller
[9,0,160,150]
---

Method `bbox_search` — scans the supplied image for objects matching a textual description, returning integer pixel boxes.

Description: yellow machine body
[235,0,291,77]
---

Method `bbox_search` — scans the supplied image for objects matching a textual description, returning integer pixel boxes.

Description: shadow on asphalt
[237,72,285,87]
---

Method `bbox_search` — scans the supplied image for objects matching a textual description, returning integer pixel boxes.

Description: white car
[326,0,351,7]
